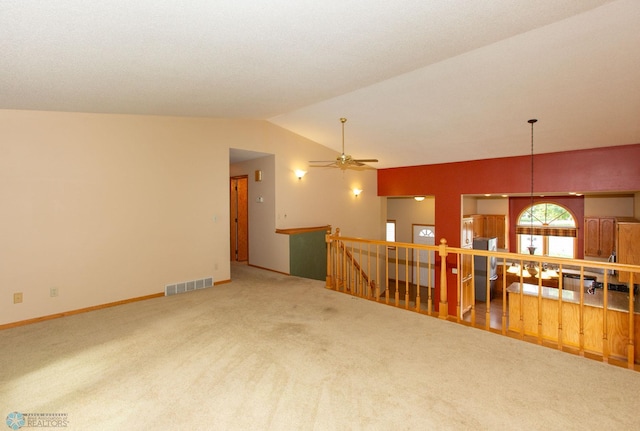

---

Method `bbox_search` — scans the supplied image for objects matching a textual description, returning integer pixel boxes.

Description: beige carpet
[2,263,639,430]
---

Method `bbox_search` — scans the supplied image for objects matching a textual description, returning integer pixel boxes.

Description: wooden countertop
[506,282,639,314]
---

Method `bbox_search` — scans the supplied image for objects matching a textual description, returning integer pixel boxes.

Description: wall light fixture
[294,170,307,180]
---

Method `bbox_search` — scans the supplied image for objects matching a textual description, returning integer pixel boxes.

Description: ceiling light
[414,196,425,202]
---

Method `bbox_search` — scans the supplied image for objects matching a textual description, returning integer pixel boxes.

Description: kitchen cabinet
[472,215,484,239]
[484,215,507,249]
[465,214,507,249]
[460,252,474,314]
[617,221,640,283]
[584,217,615,258]
[460,217,474,315]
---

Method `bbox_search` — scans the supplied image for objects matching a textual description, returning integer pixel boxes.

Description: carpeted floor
[1,263,639,430]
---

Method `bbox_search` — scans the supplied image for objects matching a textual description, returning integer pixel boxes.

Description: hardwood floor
[462,297,509,331]
[380,282,510,329]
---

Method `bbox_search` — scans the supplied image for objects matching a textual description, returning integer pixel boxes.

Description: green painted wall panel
[289,230,327,281]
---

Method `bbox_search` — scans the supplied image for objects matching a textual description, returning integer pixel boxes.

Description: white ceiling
[2,0,639,168]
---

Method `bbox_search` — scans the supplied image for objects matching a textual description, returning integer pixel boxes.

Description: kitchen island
[507,282,640,363]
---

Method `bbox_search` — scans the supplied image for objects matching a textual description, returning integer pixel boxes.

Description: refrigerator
[473,237,498,302]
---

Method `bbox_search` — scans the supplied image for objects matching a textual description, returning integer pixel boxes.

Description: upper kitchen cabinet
[584,217,616,258]
[617,221,640,283]
[484,215,507,249]
[472,214,484,239]
[466,214,507,249]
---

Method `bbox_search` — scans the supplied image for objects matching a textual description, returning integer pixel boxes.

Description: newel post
[325,228,335,289]
[438,238,449,319]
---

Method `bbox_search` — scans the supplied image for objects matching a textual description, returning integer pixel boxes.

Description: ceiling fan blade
[309,162,339,167]
[353,159,378,163]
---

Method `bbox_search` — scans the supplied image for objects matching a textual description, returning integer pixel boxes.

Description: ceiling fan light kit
[309,118,378,169]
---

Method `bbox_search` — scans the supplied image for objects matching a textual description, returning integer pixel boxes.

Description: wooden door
[584,217,600,257]
[472,215,484,239]
[599,217,615,258]
[584,217,616,257]
[495,215,506,249]
[230,176,248,262]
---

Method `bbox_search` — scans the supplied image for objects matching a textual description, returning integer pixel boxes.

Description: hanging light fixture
[527,119,537,255]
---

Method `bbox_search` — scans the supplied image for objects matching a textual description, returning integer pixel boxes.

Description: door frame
[230,175,249,262]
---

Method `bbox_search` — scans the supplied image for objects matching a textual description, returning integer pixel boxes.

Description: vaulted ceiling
[2,1,639,168]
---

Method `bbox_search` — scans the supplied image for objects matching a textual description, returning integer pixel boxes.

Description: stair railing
[325,227,640,370]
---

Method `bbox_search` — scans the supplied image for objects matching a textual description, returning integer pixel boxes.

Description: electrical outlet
[451,268,458,274]
[50,287,59,297]
[13,292,23,304]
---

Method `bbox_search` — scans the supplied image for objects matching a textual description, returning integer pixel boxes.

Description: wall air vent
[165,276,214,296]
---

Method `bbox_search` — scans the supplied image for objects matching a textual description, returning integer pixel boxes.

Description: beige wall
[584,195,635,218]
[1,110,382,325]
[461,196,478,216]
[231,150,381,272]
[387,197,435,243]
[476,197,509,215]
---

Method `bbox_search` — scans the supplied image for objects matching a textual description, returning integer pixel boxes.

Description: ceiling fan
[309,118,378,168]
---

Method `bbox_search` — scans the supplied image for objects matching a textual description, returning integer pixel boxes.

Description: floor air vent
[165,276,214,296]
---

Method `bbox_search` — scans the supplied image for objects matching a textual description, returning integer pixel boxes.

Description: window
[386,220,396,249]
[418,227,435,239]
[516,203,577,258]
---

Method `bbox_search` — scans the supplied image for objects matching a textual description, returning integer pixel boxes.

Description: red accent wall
[378,143,640,315]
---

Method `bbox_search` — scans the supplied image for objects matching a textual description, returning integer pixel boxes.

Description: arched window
[516,202,577,258]
[418,227,435,238]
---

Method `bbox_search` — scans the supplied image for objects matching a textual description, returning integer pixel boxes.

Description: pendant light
[527,119,537,255]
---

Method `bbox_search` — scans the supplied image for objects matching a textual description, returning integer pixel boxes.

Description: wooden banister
[325,227,640,371]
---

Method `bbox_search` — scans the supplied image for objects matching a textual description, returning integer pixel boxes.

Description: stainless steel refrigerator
[473,237,498,302]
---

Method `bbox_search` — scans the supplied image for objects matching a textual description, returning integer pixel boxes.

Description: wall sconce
[294,169,307,180]
[414,196,425,202]
[254,170,262,182]
[353,188,362,198]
